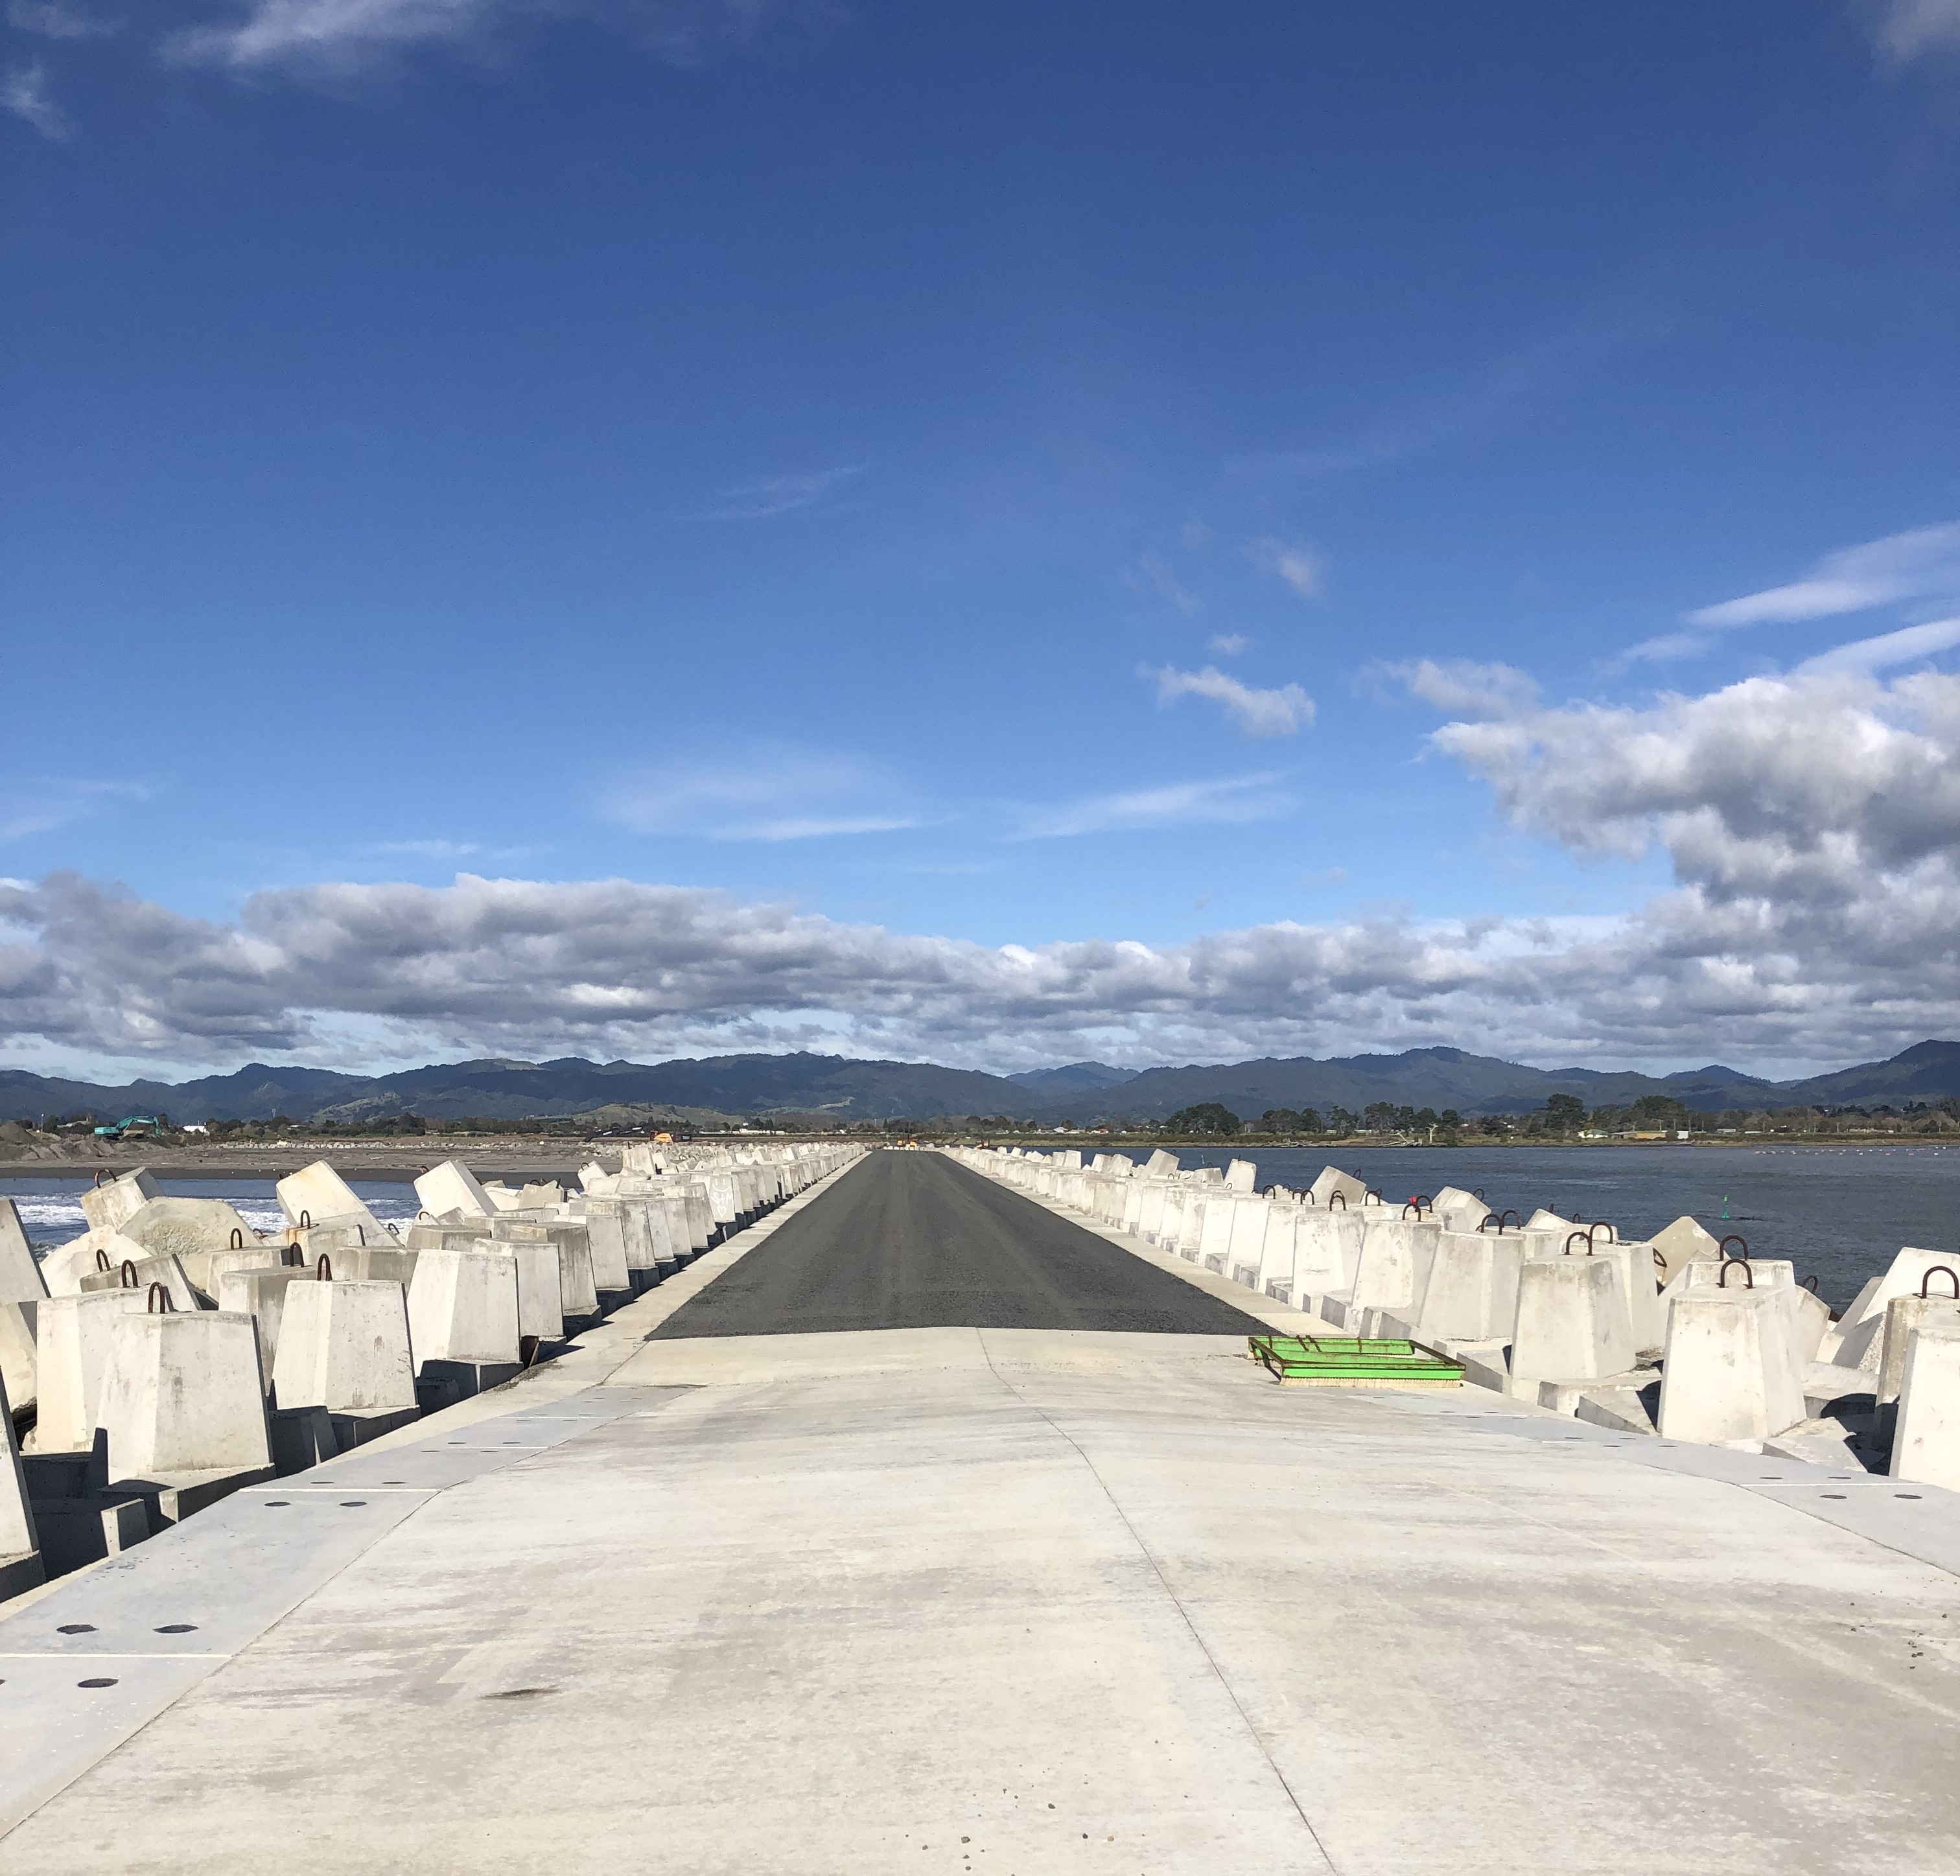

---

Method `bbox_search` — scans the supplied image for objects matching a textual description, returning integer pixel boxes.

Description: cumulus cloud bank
[10,649,1960,1078]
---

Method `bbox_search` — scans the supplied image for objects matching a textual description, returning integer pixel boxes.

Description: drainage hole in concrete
[1898,1493,1924,1500]
[339,1500,368,1507]
[485,1685,558,1700]
[262,1501,290,1508]
[382,1479,406,1485]
[154,1624,197,1634]
[1822,1493,1848,1500]
[56,1623,95,1635]
[77,1678,118,1689]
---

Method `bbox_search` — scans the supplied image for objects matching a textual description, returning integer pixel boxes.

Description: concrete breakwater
[951,1143,1960,1488]
[0,1142,861,1602]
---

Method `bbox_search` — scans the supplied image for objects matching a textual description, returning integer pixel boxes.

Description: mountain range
[4,1040,1960,1126]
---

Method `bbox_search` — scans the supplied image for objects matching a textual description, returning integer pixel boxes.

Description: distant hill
[3,1040,1957,1128]
[1005,1061,1138,1094]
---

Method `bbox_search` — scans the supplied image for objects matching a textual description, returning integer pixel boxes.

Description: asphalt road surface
[651,1150,1266,1338]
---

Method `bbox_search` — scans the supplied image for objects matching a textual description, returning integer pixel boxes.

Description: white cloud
[1251,537,1321,601]
[0,778,148,841]
[695,462,866,522]
[1144,664,1314,737]
[1208,634,1249,656]
[600,744,922,842]
[1015,773,1292,840]
[1875,0,1960,61]
[1796,615,1960,677]
[2,60,70,137]
[1688,520,1960,628]
[165,0,819,75]
[167,0,492,69]
[7,0,119,36]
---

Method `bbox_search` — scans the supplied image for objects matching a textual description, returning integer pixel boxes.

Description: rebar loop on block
[1587,1221,1616,1246]
[229,1227,245,1249]
[1328,1191,1348,1209]
[95,1249,112,1272]
[1401,1201,1423,1220]
[118,1258,137,1289]
[1919,1265,1960,1300]
[316,1253,334,1282]
[1563,1231,1594,1256]
[1799,1273,1821,1293]
[1718,1256,1755,1290]
[146,1281,173,1313]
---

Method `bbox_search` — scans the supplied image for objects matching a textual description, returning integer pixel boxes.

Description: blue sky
[6,1,1960,1081]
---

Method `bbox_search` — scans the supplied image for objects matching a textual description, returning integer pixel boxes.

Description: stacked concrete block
[1890,1322,1960,1490]
[28,1288,151,1454]
[1650,1214,1721,1285]
[1510,1255,1636,1390]
[217,1265,317,1383]
[117,1195,261,1268]
[273,1275,418,1447]
[1657,1267,1806,1447]
[415,1158,498,1220]
[79,1245,201,1312]
[1416,1225,1527,1345]
[277,1160,389,1241]
[79,1168,161,1234]
[95,1306,274,1516]
[406,1245,521,1403]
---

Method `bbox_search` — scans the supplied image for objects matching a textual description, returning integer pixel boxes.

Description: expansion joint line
[976,1336,1342,1876]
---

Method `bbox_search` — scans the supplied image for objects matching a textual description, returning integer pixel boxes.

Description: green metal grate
[1248,1334,1465,1387]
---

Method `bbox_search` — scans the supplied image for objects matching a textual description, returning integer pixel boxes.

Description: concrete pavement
[651,1150,1267,1338]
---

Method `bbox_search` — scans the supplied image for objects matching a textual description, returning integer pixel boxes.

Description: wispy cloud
[362,837,542,861]
[2,60,71,137]
[694,462,867,522]
[1796,615,1960,677]
[1624,520,1960,664]
[1874,0,1960,62]
[1128,550,1202,616]
[1689,520,1960,629]
[601,743,923,842]
[1015,772,1293,839]
[0,778,147,841]
[1250,537,1321,601]
[1208,633,1248,656]
[7,0,118,36]
[1143,664,1314,737]
[165,0,827,76]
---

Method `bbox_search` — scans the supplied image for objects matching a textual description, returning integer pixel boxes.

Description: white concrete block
[1877,1291,1960,1407]
[274,1277,416,1415]
[78,1168,159,1234]
[1657,1280,1807,1446]
[0,1198,46,1306]
[415,1159,497,1220]
[276,1161,384,1238]
[25,1290,149,1453]
[1511,1256,1635,1385]
[1416,1229,1526,1344]
[217,1266,318,1385]
[1224,1159,1257,1194]
[406,1246,520,1367]
[1650,1215,1721,1286]
[1143,1150,1178,1178]
[117,1196,261,1264]
[97,1308,271,1480]
[1889,1323,1960,1490]
[0,1299,35,1417]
